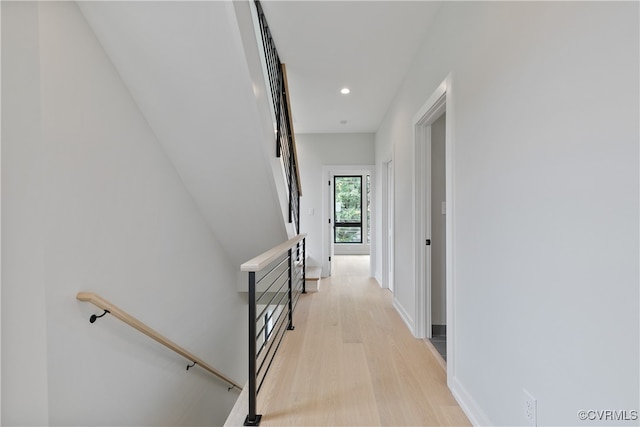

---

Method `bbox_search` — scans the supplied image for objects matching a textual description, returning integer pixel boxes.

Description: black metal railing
[254,0,301,233]
[241,235,306,426]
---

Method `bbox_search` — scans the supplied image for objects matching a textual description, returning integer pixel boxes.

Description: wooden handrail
[76,292,243,391]
[241,234,306,272]
[281,63,302,197]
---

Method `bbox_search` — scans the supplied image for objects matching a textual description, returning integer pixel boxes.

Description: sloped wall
[2,2,247,425]
[77,1,289,268]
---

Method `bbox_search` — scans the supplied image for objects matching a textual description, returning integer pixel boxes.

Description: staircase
[2,1,302,425]
[305,266,322,292]
[78,0,299,266]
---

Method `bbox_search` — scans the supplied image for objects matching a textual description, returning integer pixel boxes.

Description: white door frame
[323,165,375,275]
[413,74,455,385]
[382,158,394,291]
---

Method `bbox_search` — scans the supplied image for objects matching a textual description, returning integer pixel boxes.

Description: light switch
[441,202,447,215]
[308,208,315,216]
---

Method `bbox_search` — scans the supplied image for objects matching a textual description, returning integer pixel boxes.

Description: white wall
[1,3,50,424]
[375,2,638,425]
[2,2,246,425]
[296,133,374,274]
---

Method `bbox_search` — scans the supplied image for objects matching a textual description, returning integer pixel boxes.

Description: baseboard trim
[374,274,382,287]
[423,338,447,372]
[450,376,493,427]
[392,298,415,335]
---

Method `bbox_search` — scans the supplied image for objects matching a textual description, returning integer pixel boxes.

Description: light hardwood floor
[256,256,470,426]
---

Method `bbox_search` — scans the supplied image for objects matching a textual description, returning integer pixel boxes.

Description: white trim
[369,167,377,279]
[444,75,456,389]
[392,298,414,335]
[414,84,447,126]
[324,169,333,277]
[451,377,493,427]
[381,160,388,288]
[412,74,457,386]
[381,158,394,291]
[413,82,446,340]
[0,4,3,412]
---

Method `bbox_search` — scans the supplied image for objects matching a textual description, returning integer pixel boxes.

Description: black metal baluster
[302,239,306,294]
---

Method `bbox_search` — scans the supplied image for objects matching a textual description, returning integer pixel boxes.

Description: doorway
[412,75,455,384]
[333,175,366,249]
[323,166,375,277]
[330,171,371,256]
[429,113,447,360]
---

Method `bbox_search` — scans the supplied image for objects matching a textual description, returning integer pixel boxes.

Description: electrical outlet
[523,389,537,426]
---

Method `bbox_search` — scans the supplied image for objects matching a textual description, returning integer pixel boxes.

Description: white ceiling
[259,1,443,134]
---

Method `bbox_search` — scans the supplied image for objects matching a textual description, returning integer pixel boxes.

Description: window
[334,176,362,244]
[366,174,371,244]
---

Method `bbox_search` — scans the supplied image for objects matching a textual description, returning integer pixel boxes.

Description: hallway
[256,256,470,426]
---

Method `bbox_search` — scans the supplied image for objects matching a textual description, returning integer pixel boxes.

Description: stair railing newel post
[287,248,294,331]
[245,272,262,426]
[302,238,306,294]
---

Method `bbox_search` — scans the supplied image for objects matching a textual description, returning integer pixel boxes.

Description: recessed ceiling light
[340,88,350,95]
